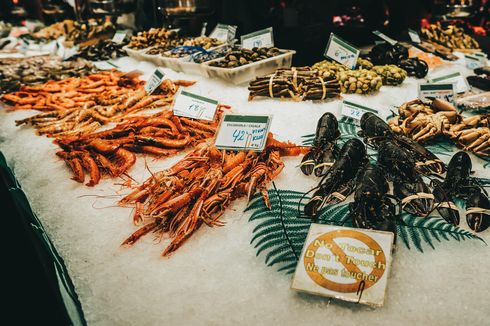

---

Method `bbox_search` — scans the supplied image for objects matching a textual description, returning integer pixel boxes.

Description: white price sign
[241,27,274,49]
[408,28,421,43]
[341,100,378,122]
[418,83,455,102]
[173,90,218,121]
[291,224,394,307]
[144,68,166,95]
[210,23,237,42]
[372,30,397,45]
[430,72,469,93]
[214,114,271,151]
[324,33,360,69]
[465,53,487,69]
[94,60,118,70]
[112,30,128,44]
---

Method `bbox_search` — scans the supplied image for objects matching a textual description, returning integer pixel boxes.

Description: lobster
[300,112,340,176]
[432,151,490,231]
[349,163,398,241]
[303,138,368,218]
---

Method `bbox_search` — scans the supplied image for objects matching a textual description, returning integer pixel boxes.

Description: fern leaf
[265,243,296,265]
[277,261,298,273]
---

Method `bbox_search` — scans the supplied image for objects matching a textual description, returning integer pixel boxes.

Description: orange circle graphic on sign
[304,230,386,293]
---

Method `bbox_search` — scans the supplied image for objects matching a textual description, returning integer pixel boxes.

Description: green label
[215,114,271,151]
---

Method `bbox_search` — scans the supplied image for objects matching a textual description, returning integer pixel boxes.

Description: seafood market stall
[1,4,490,325]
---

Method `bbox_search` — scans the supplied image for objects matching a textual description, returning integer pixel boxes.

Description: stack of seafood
[413,40,458,61]
[311,60,349,79]
[388,98,490,157]
[54,107,225,186]
[146,36,223,56]
[120,134,307,256]
[127,28,179,50]
[368,42,429,78]
[65,20,116,45]
[209,47,281,68]
[9,76,196,137]
[190,45,233,63]
[371,64,407,86]
[73,39,127,61]
[0,56,98,94]
[421,23,479,50]
[300,112,489,237]
[248,67,340,101]
[32,19,75,40]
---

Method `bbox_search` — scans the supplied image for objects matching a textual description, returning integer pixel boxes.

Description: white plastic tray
[203,50,295,85]
[123,45,149,62]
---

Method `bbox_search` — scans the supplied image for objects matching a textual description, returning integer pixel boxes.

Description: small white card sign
[341,100,378,121]
[241,27,274,49]
[210,23,237,42]
[418,83,455,102]
[144,68,166,94]
[372,30,397,45]
[408,28,421,43]
[465,53,487,69]
[324,33,360,69]
[291,224,394,307]
[172,90,218,121]
[94,60,118,70]
[112,30,128,44]
[429,72,469,93]
[214,114,271,151]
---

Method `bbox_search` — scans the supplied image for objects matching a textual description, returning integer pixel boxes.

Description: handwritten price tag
[144,68,166,95]
[112,30,128,44]
[241,27,274,49]
[465,53,487,69]
[408,28,421,43]
[429,72,469,93]
[341,100,378,122]
[372,30,397,45]
[418,83,455,102]
[172,90,218,121]
[214,114,271,151]
[210,23,237,42]
[324,33,360,69]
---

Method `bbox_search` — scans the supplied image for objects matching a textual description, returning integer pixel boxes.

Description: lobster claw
[304,195,323,218]
[313,146,335,177]
[466,190,490,232]
[394,176,434,217]
[433,186,460,225]
[299,150,315,176]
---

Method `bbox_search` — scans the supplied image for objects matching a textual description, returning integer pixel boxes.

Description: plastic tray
[123,45,149,62]
[203,50,295,85]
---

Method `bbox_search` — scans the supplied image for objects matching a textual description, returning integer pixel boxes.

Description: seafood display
[146,37,223,56]
[311,60,349,79]
[371,64,407,86]
[0,56,98,94]
[55,107,225,186]
[389,98,490,157]
[421,23,479,50]
[466,66,490,91]
[127,28,179,50]
[413,40,459,61]
[455,92,490,111]
[338,69,382,94]
[120,134,306,256]
[65,20,116,45]
[12,78,196,137]
[2,70,142,112]
[73,39,127,61]
[408,48,444,68]
[32,20,74,40]
[190,45,233,63]
[209,47,281,68]
[248,67,340,101]
[368,42,429,78]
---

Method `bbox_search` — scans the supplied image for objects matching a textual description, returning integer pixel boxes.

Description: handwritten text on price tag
[341,100,378,122]
[173,90,218,121]
[241,27,274,49]
[144,68,166,95]
[214,115,271,151]
[324,33,360,69]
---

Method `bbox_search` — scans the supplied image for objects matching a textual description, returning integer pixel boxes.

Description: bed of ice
[0,55,489,325]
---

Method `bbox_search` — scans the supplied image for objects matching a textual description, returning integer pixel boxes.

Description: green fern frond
[424,139,457,156]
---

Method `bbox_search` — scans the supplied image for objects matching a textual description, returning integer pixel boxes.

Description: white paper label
[200,22,208,36]
[214,114,271,151]
[341,100,378,121]
[465,53,487,69]
[408,28,421,43]
[144,68,166,94]
[112,30,128,44]
[95,60,118,70]
[241,27,274,49]
[291,224,394,307]
[210,23,237,42]
[173,90,218,121]
[372,30,397,45]
[324,33,360,69]
[430,72,469,93]
[418,83,455,102]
